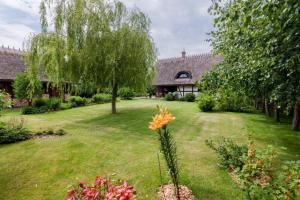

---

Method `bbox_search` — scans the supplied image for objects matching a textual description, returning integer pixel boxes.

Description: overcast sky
[0,0,213,58]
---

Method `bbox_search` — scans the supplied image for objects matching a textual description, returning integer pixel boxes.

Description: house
[154,51,222,97]
[0,46,58,102]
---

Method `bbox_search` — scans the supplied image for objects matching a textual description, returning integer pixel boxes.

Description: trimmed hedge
[68,96,87,107]
[197,93,215,112]
[92,93,112,104]
[165,92,175,101]
[118,87,135,100]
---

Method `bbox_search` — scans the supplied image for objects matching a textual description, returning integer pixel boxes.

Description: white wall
[176,85,199,97]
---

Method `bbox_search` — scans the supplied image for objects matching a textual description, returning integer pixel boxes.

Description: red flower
[65,189,76,200]
[82,187,99,200]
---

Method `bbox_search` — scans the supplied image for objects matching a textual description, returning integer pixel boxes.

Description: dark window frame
[175,71,192,79]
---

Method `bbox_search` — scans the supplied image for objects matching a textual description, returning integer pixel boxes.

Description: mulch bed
[158,184,194,200]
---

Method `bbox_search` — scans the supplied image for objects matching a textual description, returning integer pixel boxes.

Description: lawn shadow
[75,106,157,137]
[241,113,300,159]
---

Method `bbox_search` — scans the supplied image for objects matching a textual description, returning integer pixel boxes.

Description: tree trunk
[111,84,118,114]
[292,101,300,131]
[274,104,280,123]
[264,100,270,116]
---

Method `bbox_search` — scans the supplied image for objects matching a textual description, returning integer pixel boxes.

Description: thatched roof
[154,52,223,86]
[0,46,26,81]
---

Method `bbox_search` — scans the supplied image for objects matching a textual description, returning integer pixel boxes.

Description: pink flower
[65,189,76,200]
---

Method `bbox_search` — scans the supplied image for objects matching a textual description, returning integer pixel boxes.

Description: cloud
[0,0,214,58]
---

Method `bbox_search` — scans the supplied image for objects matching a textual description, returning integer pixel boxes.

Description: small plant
[35,129,66,136]
[205,138,247,170]
[0,90,11,111]
[118,87,135,100]
[48,98,61,110]
[69,96,87,107]
[164,92,175,101]
[149,106,180,199]
[184,93,196,102]
[197,93,215,112]
[65,176,135,200]
[0,118,31,144]
[60,103,72,110]
[92,93,112,104]
[33,98,48,108]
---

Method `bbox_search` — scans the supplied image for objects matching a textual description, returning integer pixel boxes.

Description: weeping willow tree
[25,0,156,113]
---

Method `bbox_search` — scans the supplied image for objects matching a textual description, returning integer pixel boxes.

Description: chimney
[182,49,186,58]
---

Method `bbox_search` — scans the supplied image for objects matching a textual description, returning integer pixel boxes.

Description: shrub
[65,176,135,200]
[184,93,196,102]
[0,119,31,144]
[60,103,72,110]
[164,92,175,101]
[21,106,49,115]
[48,98,61,110]
[214,89,254,113]
[68,96,87,107]
[0,90,11,111]
[35,129,66,136]
[33,98,48,108]
[22,106,39,114]
[92,93,112,104]
[205,138,247,170]
[197,93,215,112]
[118,87,135,100]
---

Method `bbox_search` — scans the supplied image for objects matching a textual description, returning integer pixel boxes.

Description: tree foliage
[204,0,300,130]
[12,73,42,104]
[25,0,156,113]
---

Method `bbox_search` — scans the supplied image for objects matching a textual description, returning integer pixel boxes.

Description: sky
[0,0,213,58]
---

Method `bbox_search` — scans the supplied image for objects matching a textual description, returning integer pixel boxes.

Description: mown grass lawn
[0,99,299,200]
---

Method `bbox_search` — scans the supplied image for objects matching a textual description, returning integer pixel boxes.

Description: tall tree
[208,0,300,130]
[25,0,156,114]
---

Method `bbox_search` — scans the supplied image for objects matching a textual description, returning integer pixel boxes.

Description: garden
[0,99,299,200]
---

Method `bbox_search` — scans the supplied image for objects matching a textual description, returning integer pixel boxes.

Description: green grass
[0,99,299,200]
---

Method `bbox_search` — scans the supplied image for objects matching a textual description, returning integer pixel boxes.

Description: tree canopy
[12,73,43,105]
[25,0,156,113]
[202,0,300,130]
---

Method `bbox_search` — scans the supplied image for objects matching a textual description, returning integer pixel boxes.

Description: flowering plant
[65,176,135,200]
[149,106,180,199]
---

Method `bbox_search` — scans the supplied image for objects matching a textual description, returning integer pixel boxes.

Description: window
[175,71,192,79]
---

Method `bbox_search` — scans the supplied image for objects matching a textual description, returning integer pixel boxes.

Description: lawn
[0,99,299,200]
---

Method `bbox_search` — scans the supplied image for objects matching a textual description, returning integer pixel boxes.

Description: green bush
[68,96,87,107]
[214,89,253,112]
[60,103,72,110]
[197,93,215,112]
[118,87,135,100]
[0,120,31,144]
[33,98,48,108]
[205,138,247,170]
[184,93,196,102]
[92,93,112,104]
[48,98,61,110]
[164,92,175,101]
[35,129,66,136]
[21,106,49,115]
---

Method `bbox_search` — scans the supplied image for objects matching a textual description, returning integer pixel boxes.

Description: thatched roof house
[0,46,56,99]
[154,51,222,97]
[0,46,26,95]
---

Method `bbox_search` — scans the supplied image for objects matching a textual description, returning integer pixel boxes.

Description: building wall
[155,85,199,97]
[176,85,199,97]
